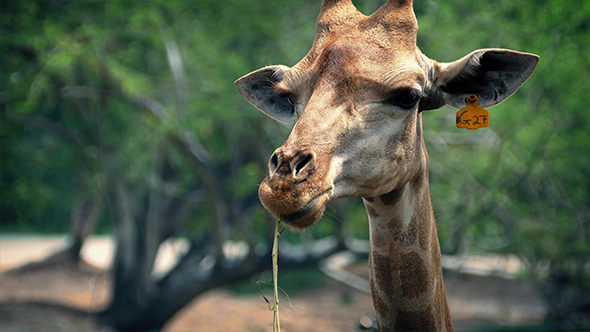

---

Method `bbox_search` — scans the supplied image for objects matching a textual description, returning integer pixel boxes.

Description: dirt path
[0,236,548,331]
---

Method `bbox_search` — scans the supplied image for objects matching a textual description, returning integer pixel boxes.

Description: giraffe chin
[276,196,327,229]
[258,182,329,229]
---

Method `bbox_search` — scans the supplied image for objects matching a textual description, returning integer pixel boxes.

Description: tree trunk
[67,179,103,261]
[97,234,341,331]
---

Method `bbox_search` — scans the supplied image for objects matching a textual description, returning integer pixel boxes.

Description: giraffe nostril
[269,152,280,174]
[292,152,314,178]
[269,149,314,178]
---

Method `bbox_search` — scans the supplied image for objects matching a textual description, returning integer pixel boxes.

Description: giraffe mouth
[258,180,332,229]
[276,192,330,229]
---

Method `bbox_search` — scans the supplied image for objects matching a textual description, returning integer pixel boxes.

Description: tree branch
[99,235,344,331]
[5,110,87,150]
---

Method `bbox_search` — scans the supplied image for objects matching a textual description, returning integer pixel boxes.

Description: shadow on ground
[0,248,558,332]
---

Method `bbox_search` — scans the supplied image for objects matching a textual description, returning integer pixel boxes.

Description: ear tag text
[456,94,489,130]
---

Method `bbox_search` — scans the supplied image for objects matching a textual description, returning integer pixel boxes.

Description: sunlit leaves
[1,1,587,285]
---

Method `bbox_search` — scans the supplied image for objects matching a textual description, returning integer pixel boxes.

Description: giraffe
[235,0,538,330]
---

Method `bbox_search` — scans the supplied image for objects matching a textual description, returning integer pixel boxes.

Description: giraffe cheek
[388,146,405,164]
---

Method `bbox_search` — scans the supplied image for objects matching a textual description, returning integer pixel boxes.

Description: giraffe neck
[363,165,454,331]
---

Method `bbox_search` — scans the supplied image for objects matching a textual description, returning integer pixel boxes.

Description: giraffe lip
[277,190,331,227]
[279,195,321,222]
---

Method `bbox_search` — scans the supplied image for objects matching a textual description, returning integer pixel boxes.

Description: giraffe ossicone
[236,0,538,331]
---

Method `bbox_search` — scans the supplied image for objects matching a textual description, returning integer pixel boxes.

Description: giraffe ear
[235,65,298,123]
[429,49,539,109]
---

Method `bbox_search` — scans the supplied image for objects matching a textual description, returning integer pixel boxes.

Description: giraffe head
[236,0,538,229]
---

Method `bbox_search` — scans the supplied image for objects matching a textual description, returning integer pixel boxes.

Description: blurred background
[1,0,588,331]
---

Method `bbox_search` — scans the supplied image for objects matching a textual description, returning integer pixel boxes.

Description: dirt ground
[0,238,548,332]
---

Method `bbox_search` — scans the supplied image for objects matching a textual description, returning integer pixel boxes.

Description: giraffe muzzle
[259,147,331,229]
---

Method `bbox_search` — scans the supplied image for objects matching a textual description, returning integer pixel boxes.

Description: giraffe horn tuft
[373,0,413,12]
[318,0,359,18]
[366,0,418,46]
[316,0,364,35]
[369,0,415,21]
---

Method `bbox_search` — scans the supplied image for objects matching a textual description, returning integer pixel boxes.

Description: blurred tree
[1,0,342,330]
[414,0,590,325]
[1,0,588,329]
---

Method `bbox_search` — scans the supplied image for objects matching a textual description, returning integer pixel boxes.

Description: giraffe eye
[281,92,297,105]
[388,89,422,109]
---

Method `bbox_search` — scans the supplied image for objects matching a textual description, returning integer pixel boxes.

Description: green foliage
[1,0,588,296]
[416,0,589,287]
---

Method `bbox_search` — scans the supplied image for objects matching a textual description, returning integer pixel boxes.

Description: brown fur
[255,1,455,330]
[237,0,537,330]
[367,167,452,331]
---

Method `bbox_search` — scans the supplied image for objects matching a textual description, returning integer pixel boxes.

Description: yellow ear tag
[456,94,489,130]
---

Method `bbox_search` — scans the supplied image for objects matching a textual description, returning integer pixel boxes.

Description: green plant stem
[272,219,280,332]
